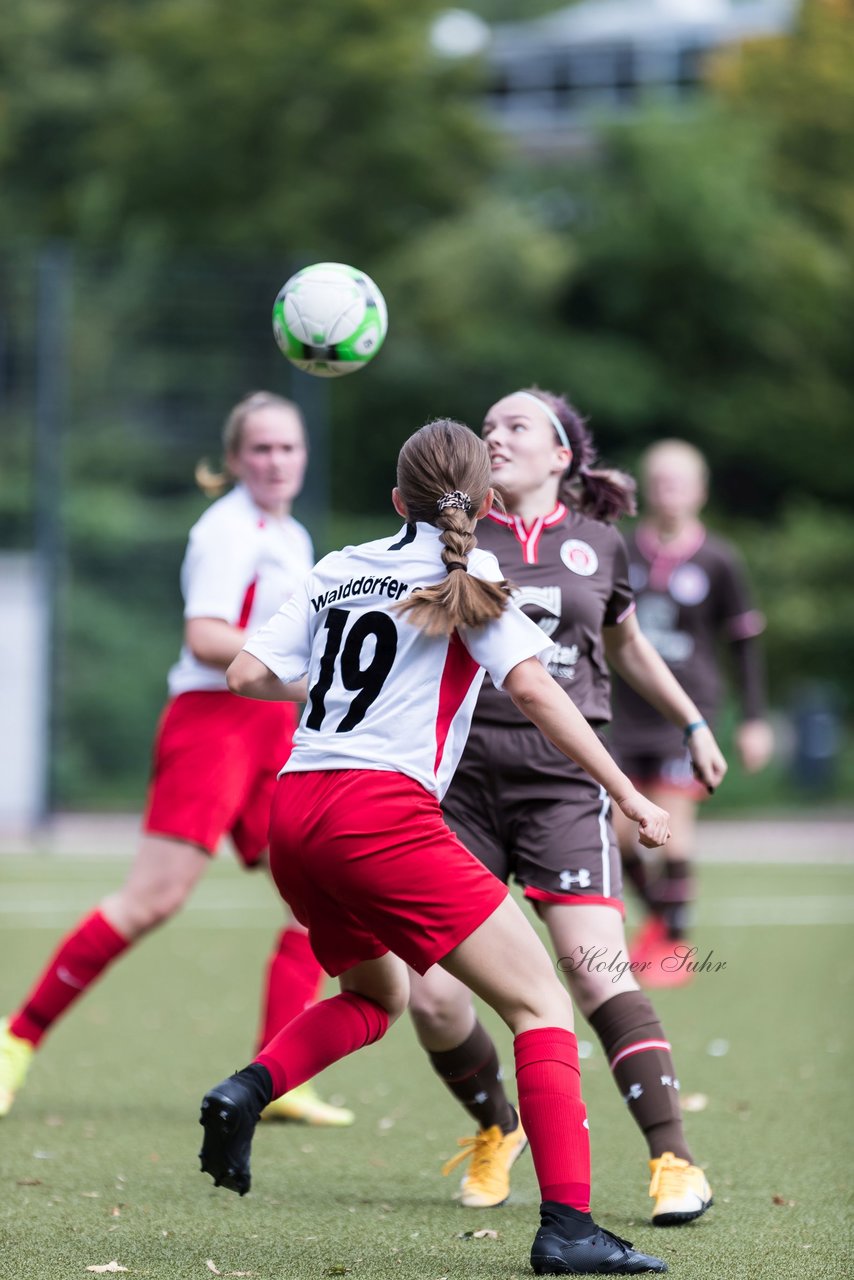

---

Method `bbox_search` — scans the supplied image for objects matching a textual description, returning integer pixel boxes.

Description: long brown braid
[395,419,511,637]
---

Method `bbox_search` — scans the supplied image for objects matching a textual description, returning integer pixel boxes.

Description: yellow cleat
[442,1116,528,1208]
[649,1151,713,1226]
[0,1018,34,1118]
[261,1081,355,1127]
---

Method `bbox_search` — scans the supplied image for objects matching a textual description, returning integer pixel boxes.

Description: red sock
[256,927,325,1052]
[514,1027,591,1212]
[255,991,389,1098]
[9,910,129,1047]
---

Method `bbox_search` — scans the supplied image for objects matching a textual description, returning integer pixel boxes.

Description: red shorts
[143,691,297,866]
[267,769,509,977]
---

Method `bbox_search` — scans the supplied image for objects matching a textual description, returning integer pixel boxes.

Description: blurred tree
[745,502,854,708]
[550,106,853,516]
[464,0,567,17]
[0,0,497,259]
[1,0,852,806]
[711,0,854,248]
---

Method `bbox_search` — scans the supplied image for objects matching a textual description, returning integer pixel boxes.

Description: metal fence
[0,246,332,819]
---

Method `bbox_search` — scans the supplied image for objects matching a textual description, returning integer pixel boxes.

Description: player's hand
[735,719,774,773]
[617,790,671,850]
[688,725,728,794]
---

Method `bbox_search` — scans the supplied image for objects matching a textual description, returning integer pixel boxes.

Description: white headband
[515,391,572,455]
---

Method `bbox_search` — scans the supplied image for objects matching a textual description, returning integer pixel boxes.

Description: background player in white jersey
[406,391,724,1226]
[0,392,351,1128]
[198,418,671,1276]
[611,440,772,982]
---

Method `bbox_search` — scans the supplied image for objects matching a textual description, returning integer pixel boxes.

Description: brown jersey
[442,503,632,906]
[473,503,635,728]
[611,521,766,756]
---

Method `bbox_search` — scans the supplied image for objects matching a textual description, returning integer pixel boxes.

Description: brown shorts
[616,749,709,802]
[442,723,624,914]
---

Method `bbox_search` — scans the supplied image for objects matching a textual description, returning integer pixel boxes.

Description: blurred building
[481,0,798,148]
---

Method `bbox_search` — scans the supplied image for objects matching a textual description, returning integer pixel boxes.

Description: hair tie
[437,490,472,513]
[445,561,468,572]
[515,391,573,457]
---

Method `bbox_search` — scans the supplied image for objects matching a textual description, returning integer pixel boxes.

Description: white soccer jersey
[168,484,314,696]
[243,521,552,798]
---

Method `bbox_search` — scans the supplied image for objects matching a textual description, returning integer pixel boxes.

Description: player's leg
[542,902,712,1226]
[407,758,524,1205]
[0,834,208,1116]
[3,690,254,1118]
[232,703,326,1052]
[615,749,703,980]
[440,896,666,1274]
[254,898,355,1128]
[643,784,698,944]
[198,952,407,1195]
[228,703,355,1127]
[409,964,525,1206]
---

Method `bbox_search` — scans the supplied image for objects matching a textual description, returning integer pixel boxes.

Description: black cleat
[199,1075,261,1196]
[531,1213,668,1275]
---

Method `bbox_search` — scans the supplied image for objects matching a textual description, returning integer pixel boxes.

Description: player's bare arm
[185,616,254,669]
[504,656,670,849]
[603,612,727,792]
[227,650,307,702]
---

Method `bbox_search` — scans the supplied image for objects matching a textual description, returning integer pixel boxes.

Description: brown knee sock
[588,990,692,1162]
[622,850,656,913]
[649,859,695,940]
[428,1020,516,1135]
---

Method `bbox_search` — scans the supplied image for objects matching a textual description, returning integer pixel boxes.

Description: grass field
[1,852,852,1280]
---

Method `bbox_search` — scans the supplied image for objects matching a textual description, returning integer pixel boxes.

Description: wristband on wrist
[683,719,708,744]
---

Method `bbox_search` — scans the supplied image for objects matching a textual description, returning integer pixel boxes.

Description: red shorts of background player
[143,690,297,866]
[267,769,509,977]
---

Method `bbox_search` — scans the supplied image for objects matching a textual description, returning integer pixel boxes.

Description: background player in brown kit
[611,439,773,983]
[407,389,725,1225]
[0,392,352,1128]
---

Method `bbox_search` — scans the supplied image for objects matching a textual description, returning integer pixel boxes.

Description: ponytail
[194,391,306,499]
[571,466,637,523]
[393,420,512,637]
[194,459,230,498]
[519,387,636,522]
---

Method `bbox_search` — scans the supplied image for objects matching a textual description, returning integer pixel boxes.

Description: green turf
[1,854,851,1279]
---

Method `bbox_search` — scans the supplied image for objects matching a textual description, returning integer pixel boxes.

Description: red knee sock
[514,1027,591,1212]
[256,927,325,1052]
[9,910,130,1047]
[255,991,389,1099]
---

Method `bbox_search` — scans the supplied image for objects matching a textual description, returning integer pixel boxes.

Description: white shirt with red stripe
[167,484,314,696]
[243,522,552,799]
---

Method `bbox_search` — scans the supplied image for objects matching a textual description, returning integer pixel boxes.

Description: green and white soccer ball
[272,262,388,377]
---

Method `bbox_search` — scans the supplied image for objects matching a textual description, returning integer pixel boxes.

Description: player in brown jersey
[408,389,726,1227]
[611,440,772,984]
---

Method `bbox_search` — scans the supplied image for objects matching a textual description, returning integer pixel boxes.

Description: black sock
[540,1201,595,1236]
[233,1063,273,1113]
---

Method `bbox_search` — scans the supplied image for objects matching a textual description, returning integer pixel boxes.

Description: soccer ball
[272,262,388,377]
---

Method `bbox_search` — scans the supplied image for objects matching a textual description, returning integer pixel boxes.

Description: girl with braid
[198,418,670,1276]
[407,391,725,1227]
